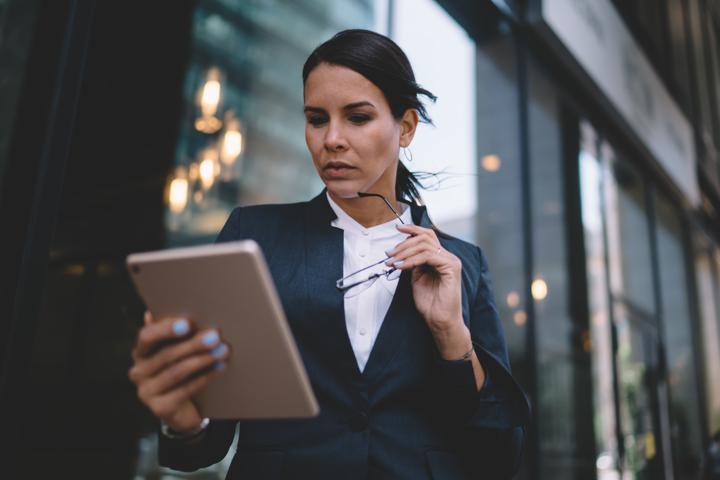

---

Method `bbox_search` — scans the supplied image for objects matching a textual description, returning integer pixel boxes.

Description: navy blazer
[159,190,530,479]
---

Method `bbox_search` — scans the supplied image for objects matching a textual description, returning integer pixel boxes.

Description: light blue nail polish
[393,260,405,267]
[172,319,189,336]
[385,248,394,257]
[213,361,225,371]
[211,343,228,358]
[202,330,219,346]
[386,256,395,263]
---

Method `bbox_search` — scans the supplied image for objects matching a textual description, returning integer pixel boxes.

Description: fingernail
[172,319,189,336]
[213,361,225,371]
[385,248,394,257]
[211,343,228,358]
[393,260,405,267]
[202,330,219,346]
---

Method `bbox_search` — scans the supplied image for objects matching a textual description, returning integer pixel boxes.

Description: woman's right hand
[128,311,231,434]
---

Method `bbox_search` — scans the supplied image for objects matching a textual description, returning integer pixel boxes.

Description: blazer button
[348,411,369,432]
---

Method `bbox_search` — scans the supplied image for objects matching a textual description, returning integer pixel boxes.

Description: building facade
[0,0,719,478]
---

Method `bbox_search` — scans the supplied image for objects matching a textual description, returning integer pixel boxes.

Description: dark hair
[302,29,437,206]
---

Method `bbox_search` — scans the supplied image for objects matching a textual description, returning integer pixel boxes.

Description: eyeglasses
[335,192,407,298]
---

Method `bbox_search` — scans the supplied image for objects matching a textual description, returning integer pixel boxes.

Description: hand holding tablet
[129,311,231,434]
[126,240,318,429]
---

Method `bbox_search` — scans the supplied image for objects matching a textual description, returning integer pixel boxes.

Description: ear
[399,109,419,148]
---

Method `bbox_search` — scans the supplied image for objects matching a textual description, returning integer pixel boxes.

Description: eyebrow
[303,101,376,113]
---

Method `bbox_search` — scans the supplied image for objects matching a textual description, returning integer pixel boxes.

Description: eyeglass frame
[334,192,408,294]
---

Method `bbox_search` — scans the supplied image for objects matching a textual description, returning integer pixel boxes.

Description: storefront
[1,0,718,478]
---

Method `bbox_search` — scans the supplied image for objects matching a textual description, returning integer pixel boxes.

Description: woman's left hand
[385,224,468,352]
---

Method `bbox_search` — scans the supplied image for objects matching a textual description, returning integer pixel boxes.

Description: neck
[328,189,403,228]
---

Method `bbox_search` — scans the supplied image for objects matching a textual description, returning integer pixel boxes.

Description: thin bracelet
[450,345,474,362]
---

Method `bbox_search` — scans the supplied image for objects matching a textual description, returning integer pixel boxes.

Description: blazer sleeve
[157,207,244,471]
[435,246,531,478]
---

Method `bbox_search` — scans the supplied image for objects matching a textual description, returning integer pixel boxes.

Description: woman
[128,29,529,479]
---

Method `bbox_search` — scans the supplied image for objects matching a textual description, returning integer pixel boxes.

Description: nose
[323,119,348,152]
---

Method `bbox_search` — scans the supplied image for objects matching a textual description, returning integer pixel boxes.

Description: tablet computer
[126,240,319,420]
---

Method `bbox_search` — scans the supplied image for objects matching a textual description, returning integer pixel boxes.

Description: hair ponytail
[395,161,423,205]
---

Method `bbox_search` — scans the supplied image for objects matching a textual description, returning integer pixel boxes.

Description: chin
[324,181,364,199]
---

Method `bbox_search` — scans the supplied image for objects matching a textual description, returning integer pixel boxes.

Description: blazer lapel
[302,190,362,380]
[361,202,434,383]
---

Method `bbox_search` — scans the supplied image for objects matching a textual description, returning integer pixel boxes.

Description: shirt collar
[326,191,412,234]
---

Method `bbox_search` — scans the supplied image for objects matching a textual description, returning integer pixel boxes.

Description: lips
[323,161,355,170]
[323,161,356,177]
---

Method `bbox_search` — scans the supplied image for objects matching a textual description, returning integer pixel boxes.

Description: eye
[349,114,370,124]
[307,116,327,126]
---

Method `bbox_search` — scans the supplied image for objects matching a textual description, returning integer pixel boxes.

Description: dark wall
[2,1,196,478]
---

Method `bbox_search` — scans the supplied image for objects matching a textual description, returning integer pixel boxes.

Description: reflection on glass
[195,67,223,134]
[481,154,501,172]
[580,122,621,479]
[220,118,244,168]
[696,239,720,435]
[529,54,593,478]
[506,291,520,308]
[473,26,526,386]
[614,303,664,479]
[168,169,189,214]
[531,278,548,301]
[605,156,668,479]
[165,0,376,247]
[606,155,655,313]
[655,191,703,478]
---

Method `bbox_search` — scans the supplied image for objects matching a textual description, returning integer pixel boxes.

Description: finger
[150,366,225,419]
[386,243,434,267]
[396,224,438,242]
[144,310,153,326]
[132,316,194,360]
[130,328,226,382]
[139,347,230,399]
[393,249,456,271]
[385,234,438,259]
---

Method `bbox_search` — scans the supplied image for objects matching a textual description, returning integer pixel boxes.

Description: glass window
[166,0,375,246]
[580,122,622,479]
[604,151,666,479]
[696,237,720,435]
[606,154,655,313]
[529,58,595,478]
[471,30,529,392]
[654,191,703,478]
[580,124,673,479]
[390,0,477,239]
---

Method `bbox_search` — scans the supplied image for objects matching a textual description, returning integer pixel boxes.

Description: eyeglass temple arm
[336,266,397,291]
[336,257,389,288]
[357,192,405,224]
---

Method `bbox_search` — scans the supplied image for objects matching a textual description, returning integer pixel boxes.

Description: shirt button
[359,328,367,336]
[361,230,369,236]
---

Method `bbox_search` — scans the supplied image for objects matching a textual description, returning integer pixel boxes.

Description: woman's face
[303,63,408,199]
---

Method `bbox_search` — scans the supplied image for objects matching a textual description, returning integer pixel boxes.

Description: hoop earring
[401,146,413,163]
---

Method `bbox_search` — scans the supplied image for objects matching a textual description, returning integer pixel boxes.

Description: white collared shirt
[326,192,414,372]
